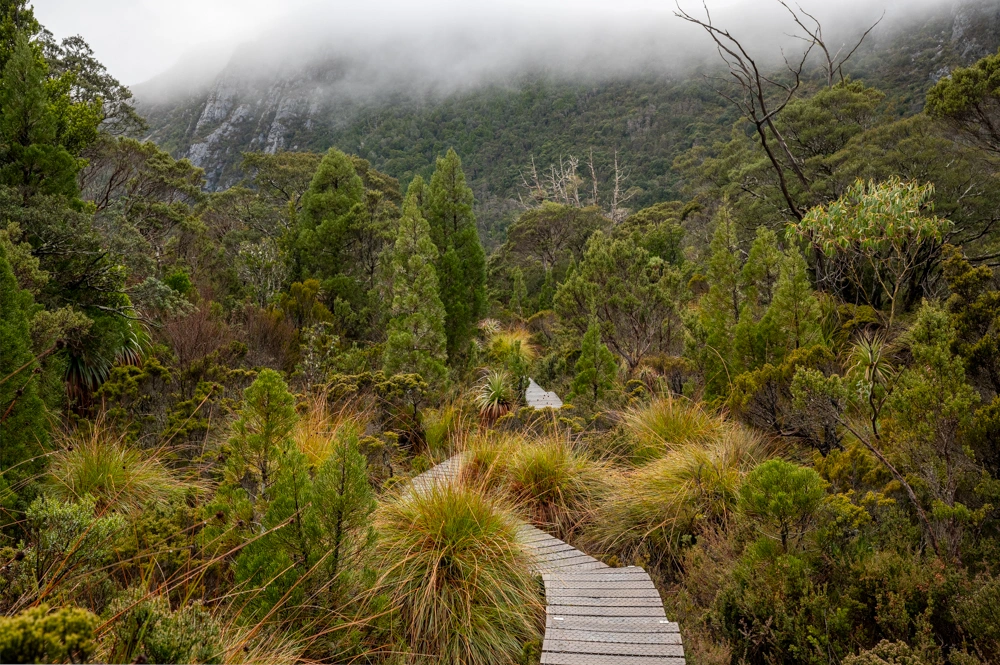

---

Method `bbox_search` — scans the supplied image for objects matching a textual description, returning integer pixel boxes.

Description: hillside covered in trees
[135,0,1000,248]
[5,0,1000,663]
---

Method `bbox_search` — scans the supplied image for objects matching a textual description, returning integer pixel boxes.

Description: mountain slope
[136,0,1000,244]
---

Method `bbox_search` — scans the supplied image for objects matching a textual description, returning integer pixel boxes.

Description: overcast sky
[33,0,941,86]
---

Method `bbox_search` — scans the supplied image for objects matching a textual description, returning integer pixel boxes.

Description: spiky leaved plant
[373,482,542,664]
[474,369,515,426]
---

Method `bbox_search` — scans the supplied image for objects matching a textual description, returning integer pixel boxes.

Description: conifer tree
[741,226,783,311]
[383,177,448,387]
[0,244,47,500]
[571,319,618,401]
[295,148,370,334]
[228,369,298,508]
[424,148,486,364]
[767,248,822,351]
[697,205,743,396]
[313,433,376,582]
[0,33,81,200]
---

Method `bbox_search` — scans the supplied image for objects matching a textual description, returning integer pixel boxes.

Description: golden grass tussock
[293,393,368,466]
[589,424,778,567]
[462,430,612,539]
[371,481,542,664]
[621,395,725,464]
[423,400,474,459]
[47,419,186,513]
[487,327,538,364]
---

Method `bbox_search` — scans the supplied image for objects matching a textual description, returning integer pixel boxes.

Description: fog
[33,0,963,100]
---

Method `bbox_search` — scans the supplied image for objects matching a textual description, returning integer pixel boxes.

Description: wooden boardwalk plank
[543,640,686,657]
[541,654,685,665]
[544,629,683,645]
[546,617,680,632]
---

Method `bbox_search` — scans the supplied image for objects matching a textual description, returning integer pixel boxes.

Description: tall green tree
[767,248,822,352]
[295,148,370,335]
[694,205,744,397]
[926,47,1000,154]
[383,178,447,387]
[0,244,47,500]
[555,231,678,373]
[0,32,81,201]
[571,319,618,401]
[424,148,486,364]
[227,369,298,511]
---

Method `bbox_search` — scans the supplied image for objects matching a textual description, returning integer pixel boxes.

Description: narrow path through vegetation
[411,455,685,664]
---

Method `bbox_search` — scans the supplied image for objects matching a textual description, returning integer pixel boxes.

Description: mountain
[135,0,1000,246]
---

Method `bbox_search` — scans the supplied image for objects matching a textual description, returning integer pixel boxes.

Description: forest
[3,0,1000,663]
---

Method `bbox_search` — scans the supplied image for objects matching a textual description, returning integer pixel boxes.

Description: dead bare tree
[676,1,813,220]
[778,1,883,88]
[675,1,883,221]
[588,149,600,209]
[609,150,637,224]
[519,150,637,223]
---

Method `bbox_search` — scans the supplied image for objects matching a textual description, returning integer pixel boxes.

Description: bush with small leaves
[0,604,98,664]
[739,459,827,553]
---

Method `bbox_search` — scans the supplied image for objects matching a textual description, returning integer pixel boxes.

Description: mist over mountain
[134,0,1000,237]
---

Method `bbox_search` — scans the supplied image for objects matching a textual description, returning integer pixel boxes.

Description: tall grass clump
[460,430,519,491]
[373,482,542,664]
[622,396,723,464]
[507,438,610,538]
[423,401,472,459]
[590,425,776,568]
[294,393,367,465]
[47,421,183,513]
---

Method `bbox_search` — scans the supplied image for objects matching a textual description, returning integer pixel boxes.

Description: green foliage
[0,32,81,200]
[570,319,618,401]
[383,178,448,387]
[227,369,298,507]
[475,369,515,425]
[739,459,827,552]
[107,589,222,665]
[425,148,487,364]
[768,247,823,351]
[556,230,679,372]
[793,177,951,326]
[295,147,388,337]
[926,46,1000,153]
[882,301,982,558]
[0,244,47,495]
[373,482,541,664]
[941,245,1000,393]
[0,603,97,664]
[10,495,125,607]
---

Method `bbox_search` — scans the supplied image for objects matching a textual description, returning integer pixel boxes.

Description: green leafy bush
[0,604,98,664]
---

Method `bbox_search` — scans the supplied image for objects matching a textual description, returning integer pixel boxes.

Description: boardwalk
[526,378,564,410]
[410,455,685,664]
